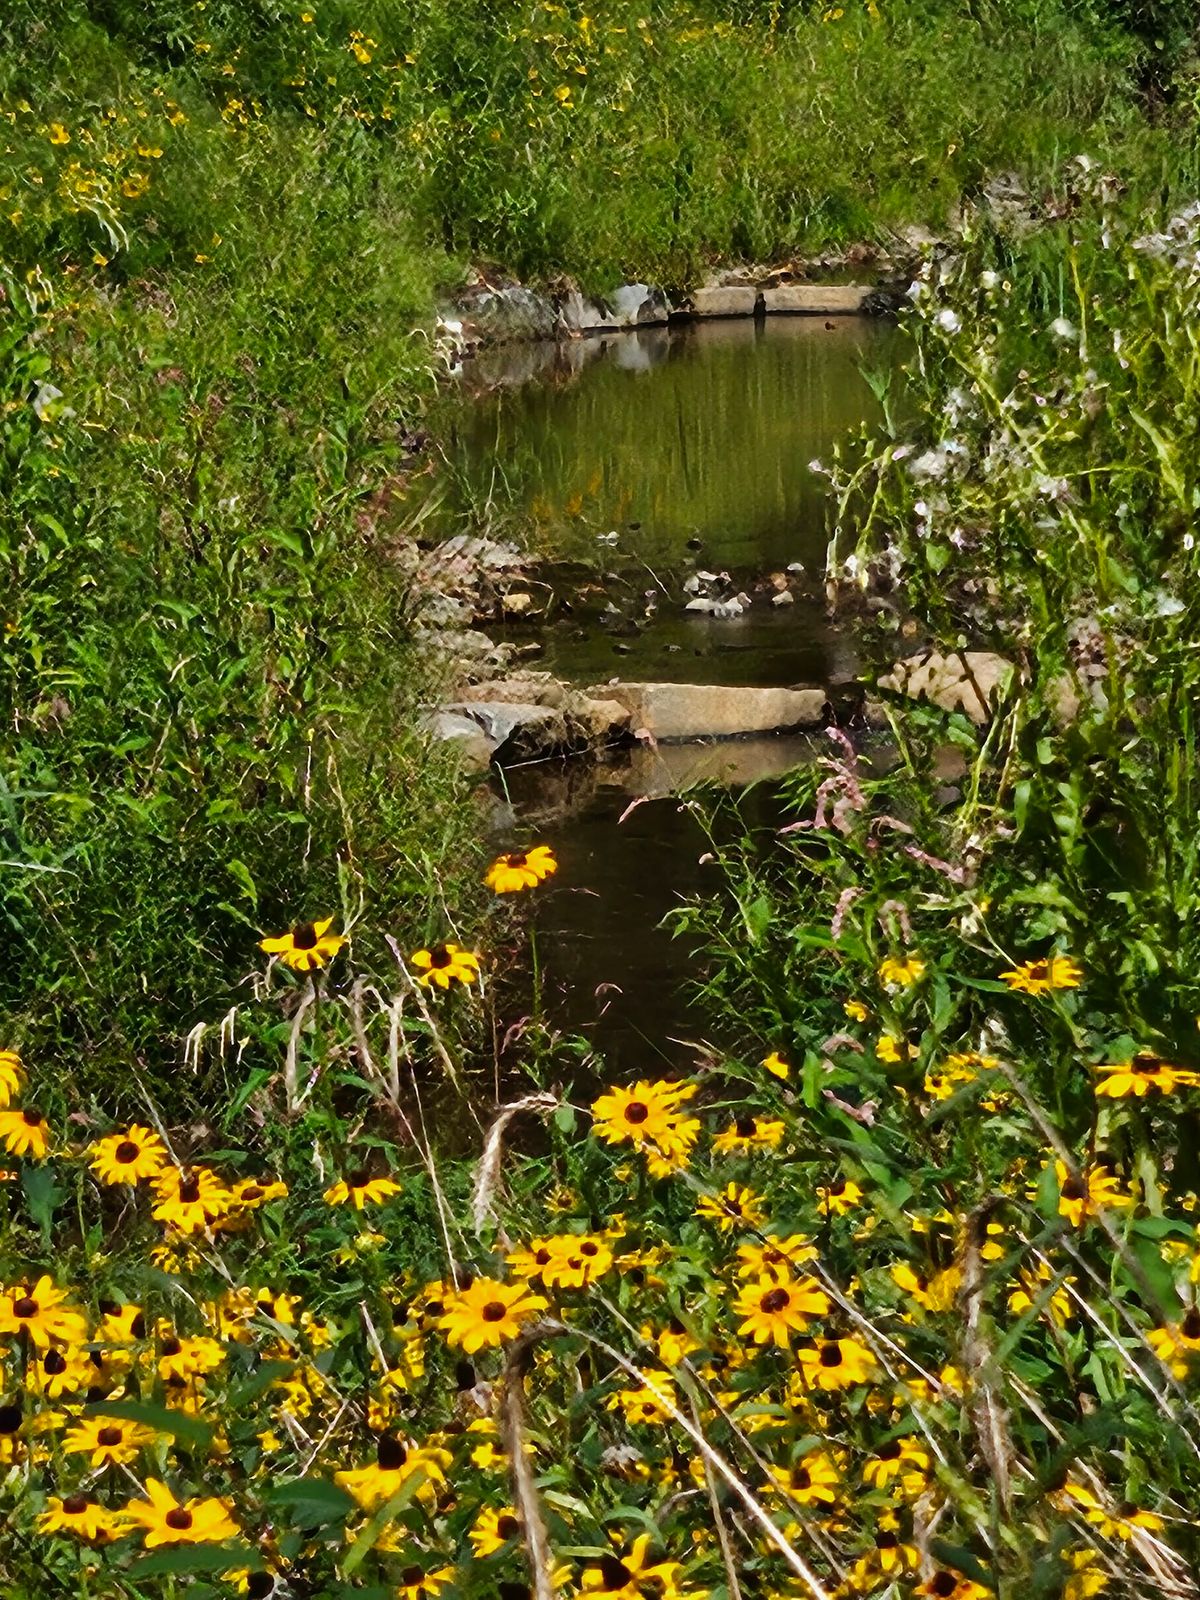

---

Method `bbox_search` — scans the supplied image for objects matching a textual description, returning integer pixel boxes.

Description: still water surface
[453,315,901,1076]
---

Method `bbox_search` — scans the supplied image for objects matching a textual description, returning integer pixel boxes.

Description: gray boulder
[594,681,828,741]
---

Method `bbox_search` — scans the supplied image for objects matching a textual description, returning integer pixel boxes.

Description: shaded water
[451,316,902,1074]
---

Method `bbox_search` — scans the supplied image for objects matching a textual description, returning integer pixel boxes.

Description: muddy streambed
[449,314,904,1072]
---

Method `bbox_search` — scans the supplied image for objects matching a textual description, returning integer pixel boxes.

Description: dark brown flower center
[504,852,528,869]
[1060,1175,1086,1200]
[735,1115,757,1137]
[115,1140,140,1163]
[877,1530,898,1549]
[43,1351,67,1375]
[791,1465,811,1489]
[13,1296,37,1318]
[96,1426,122,1446]
[534,1249,552,1265]
[22,1109,44,1127]
[819,1343,843,1367]
[0,1405,21,1433]
[497,1514,521,1539]
[828,1179,846,1196]
[292,923,319,950]
[348,1169,372,1188]
[599,1557,633,1588]
[580,1241,599,1256]
[131,1313,147,1339]
[481,1300,508,1323]
[877,1439,902,1460]
[241,1185,264,1201]
[178,1176,201,1204]
[429,946,452,968]
[402,1567,424,1587]
[623,1101,649,1125]
[165,1507,193,1531]
[377,1434,408,1469]
[1133,1053,1164,1073]
[760,1287,790,1314]
[1028,961,1049,981]
[931,1574,957,1599]
[161,1337,182,1357]
[1182,1309,1200,1340]
[62,1494,90,1515]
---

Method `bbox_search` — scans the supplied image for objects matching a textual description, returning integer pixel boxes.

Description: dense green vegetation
[6,4,1200,1597]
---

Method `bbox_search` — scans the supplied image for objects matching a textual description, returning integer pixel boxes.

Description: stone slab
[690,285,761,318]
[761,284,872,315]
[593,681,827,742]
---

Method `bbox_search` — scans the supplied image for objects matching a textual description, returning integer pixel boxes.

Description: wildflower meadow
[7,3,1200,1600]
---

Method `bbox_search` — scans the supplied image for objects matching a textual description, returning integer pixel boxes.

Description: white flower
[979,270,998,290]
[1153,590,1185,618]
[1049,317,1077,341]
[934,309,961,334]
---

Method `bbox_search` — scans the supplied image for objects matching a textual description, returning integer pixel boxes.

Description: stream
[450,315,903,1075]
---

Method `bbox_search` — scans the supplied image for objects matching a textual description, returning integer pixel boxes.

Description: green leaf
[127,1543,263,1578]
[269,1475,355,1527]
[225,858,258,909]
[81,1398,213,1450]
[22,1164,65,1241]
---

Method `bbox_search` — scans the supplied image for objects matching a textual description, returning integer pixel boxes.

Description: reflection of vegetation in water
[447,320,903,571]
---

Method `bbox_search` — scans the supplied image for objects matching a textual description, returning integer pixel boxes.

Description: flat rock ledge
[427,675,859,772]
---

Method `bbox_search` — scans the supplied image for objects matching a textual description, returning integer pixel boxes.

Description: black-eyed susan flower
[0,1050,24,1108]
[1147,1308,1200,1376]
[816,1176,862,1216]
[395,1565,456,1600]
[891,1262,961,1314]
[334,1433,451,1511]
[878,954,926,987]
[1001,955,1081,994]
[1095,1052,1199,1098]
[843,999,869,1022]
[1062,1549,1109,1600]
[607,1373,676,1426]
[735,1274,830,1346]
[485,844,557,893]
[26,1345,92,1400]
[89,1124,168,1185]
[438,1277,547,1353]
[846,1513,918,1585]
[469,1505,522,1557]
[540,1233,614,1289]
[0,1107,50,1158]
[152,1166,232,1233]
[97,1302,146,1345]
[259,917,345,972]
[63,1414,161,1467]
[410,941,481,989]
[761,1051,790,1079]
[918,1569,991,1600]
[505,1237,561,1282]
[591,1080,696,1148]
[1007,1261,1073,1325]
[763,1449,843,1511]
[37,1494,116,1541]
[695,1182,765,1232]
[582,1535,683,1598]
[876,1033,917,1064]
[323,1170,401,1208]
[157,1330,226,1382]
[0,1276,87,1347]
[229,1176,288,1209]
[712,1114,785,1154]
[735,1233,817,1280]
[861,1434,930,1494]
[122,1478,239,1547]
[795,1335,877,1391]
[1051,1159,1133,1227]
[646,1317,700,1367]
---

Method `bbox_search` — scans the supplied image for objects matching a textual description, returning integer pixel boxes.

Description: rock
[611,283,673,326]
[501,591,536,615]
[447,700,566,763]
[690,285,760,318]
[461,284,559,343]
[877,649,1015,725]
[685,596,745,618]
[771,590,795,607]
[425,711,495,774]
[761,284,872,315]
[594,682,828,741]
